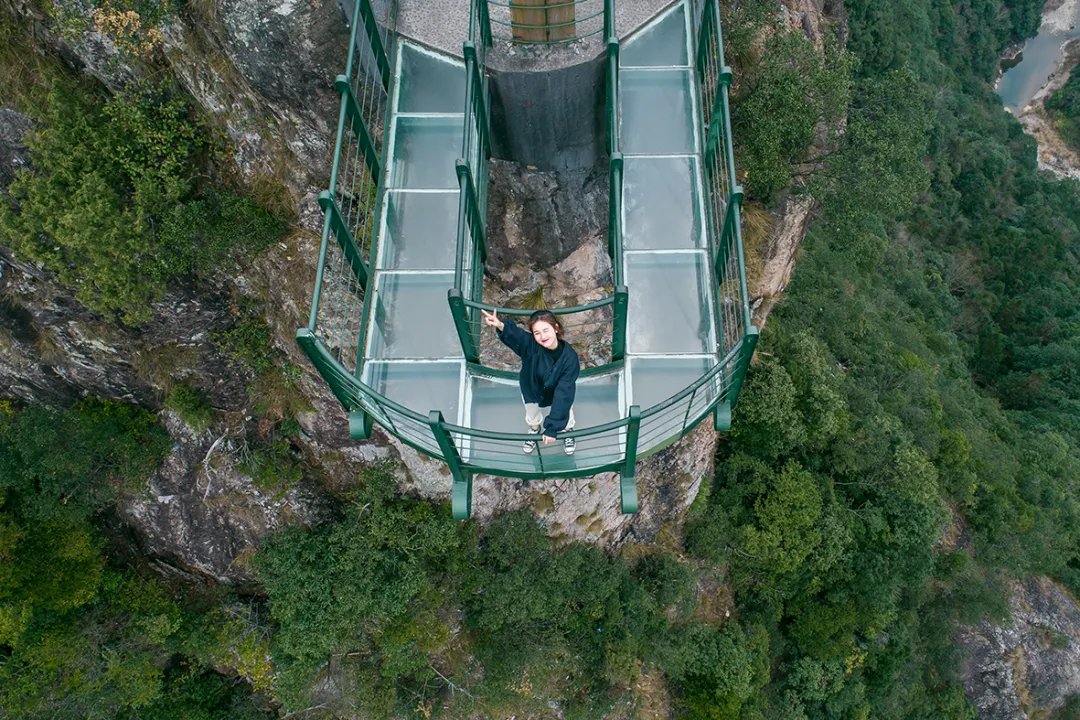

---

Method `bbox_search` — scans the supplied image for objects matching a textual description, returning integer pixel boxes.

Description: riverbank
[1017,37,1080,179]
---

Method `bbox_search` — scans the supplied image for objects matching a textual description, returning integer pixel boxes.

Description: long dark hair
[527,309,565,338]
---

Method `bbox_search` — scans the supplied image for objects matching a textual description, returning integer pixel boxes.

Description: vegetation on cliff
[2,0,1079,718]
[1046,58,1080,153]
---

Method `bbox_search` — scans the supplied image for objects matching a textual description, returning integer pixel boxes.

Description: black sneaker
[523,439,538,454]
[563,437,576,456]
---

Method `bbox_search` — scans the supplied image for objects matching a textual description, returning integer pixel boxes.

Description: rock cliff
[0,0,829,567]
[959,576,1080,719]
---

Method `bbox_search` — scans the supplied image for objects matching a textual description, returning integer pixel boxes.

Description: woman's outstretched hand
[481,308,504,331]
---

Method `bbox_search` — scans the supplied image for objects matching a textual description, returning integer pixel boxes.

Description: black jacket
[496,320,580,437]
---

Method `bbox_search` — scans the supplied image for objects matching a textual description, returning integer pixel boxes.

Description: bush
[0,77,285,325]
[165,384,214,432]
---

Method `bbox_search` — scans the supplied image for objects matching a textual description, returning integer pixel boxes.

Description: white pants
[523,402,576,433]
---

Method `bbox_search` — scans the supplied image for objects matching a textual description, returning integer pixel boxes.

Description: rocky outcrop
[122,410,331,585]
[959,576,1080,719]
[0,107,32,190]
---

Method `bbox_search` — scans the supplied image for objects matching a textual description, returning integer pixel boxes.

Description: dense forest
[1,0,1079,717]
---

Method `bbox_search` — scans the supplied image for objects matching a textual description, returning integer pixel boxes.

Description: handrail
[485,0,612,44]
[299,0,761,518]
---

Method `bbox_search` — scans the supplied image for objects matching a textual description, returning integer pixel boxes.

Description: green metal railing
[449,0,627,371]
[691,0,758,426]
[299,0,758,520]
[301,0,397,382]
[450,291,628,366]
[483,0,611,44]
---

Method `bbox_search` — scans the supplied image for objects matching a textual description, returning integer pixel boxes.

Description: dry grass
[738,200,774,291]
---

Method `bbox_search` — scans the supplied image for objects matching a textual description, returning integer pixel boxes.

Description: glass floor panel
[620,69,695,155]
[381,191,460,270]
[365,361,461,422]
[367,272,462,359]
[630,356,713,411]
[389,116,463,189]
[631,357,717,455]
[398,44,465,113]
[623,156,704,250]
[625,252,714,354]
[621,4,688,67]
[464,373,625,474]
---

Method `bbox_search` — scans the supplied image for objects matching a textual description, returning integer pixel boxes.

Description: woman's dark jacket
[496,320,580,437]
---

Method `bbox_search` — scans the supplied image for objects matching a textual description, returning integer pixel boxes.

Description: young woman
[481,308,580,455]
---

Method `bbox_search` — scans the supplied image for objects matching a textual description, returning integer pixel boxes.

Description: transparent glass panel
[398,44,466,113]
[630,357,712,411]
[620,69,695,155]
[382,191,460,270]
[621,4,688,67]
[626,253,714,354]
[368,272,463,359]
[390,117,463,189]
[623,156,703,250]
[366,360,462,422]
[465,372,625,474]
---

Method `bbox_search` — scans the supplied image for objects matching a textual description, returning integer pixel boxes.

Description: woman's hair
[527,309,564,337]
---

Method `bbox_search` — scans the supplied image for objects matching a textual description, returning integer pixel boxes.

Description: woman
[481,308,580,455]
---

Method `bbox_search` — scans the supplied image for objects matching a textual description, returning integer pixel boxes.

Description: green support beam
[317,191,369,289]
[612,285,629,361]
[335,75,382,180]
[448,289,480,363]
[621,405,641,514]
[429,411,473,520]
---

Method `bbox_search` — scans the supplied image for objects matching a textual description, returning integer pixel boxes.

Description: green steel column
[729,326,759,408]
[612,285,629,361]
[714,186,743,278]
[448,289,480,362]
[428,410,473,520]
[349,409,373,440]
[621,405,641,514]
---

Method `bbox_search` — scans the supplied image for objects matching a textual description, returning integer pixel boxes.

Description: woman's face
[530,320,559,350]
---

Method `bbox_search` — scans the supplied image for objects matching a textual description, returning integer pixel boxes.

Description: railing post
[608,152,623,263]
[612,285,629,361]
[621,405,641,514]
[448,289,480,363]
[349,409,372,439]
[714,186,743,279]
[428,411,472,520]
[728,326,759,409]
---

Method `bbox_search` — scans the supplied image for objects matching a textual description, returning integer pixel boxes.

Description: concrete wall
[488,53,607,171]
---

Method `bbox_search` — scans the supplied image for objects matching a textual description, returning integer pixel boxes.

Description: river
[996,0,1080,114]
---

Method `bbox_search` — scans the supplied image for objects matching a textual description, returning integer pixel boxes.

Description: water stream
[996,0,1080,113]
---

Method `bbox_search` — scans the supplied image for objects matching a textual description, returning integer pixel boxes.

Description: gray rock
[122,410,330,585]
[959,576,1080,719]
[0,107,32,190]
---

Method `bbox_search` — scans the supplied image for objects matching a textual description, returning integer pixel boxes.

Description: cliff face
[959,576,1080,719]
[0,0,832,567]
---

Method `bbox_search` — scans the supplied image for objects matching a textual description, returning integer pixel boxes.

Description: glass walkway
[297,0,757,518]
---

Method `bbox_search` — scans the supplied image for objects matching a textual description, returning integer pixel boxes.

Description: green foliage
[0,567,183,719]
[255,463,468,716]
[0,76,285,324]
[211,310,277,376]
[0,397,171,520]
[165,383,214,432]
[1045,61,1080,153]
[464,510,662,711]
[238,436,303,492]
[732,28,854,202]
[659,621,769,719]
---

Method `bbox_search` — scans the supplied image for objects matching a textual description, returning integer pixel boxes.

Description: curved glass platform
[298,0,757,518]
